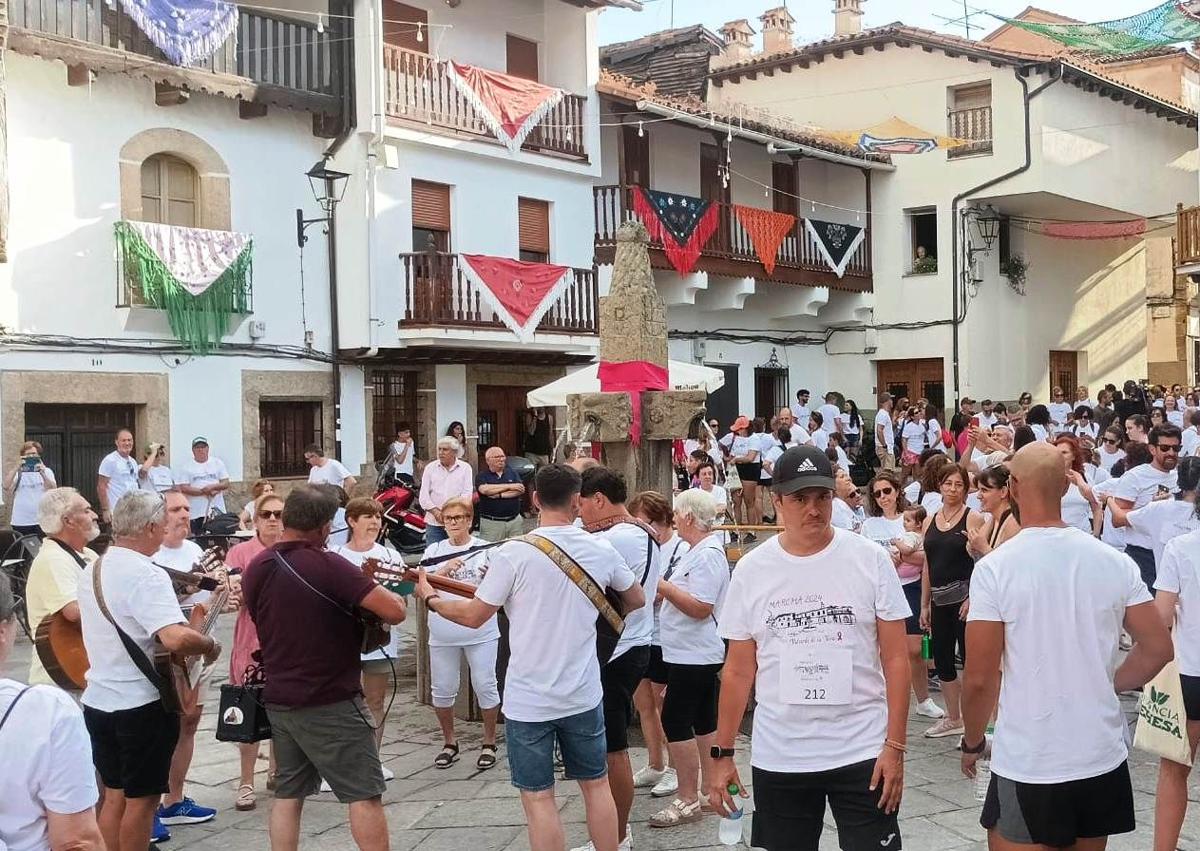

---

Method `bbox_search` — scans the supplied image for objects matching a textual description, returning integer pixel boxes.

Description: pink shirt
[226,535,268,684]
[419,459,473,527]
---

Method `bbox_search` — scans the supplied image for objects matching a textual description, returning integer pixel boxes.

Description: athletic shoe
[157,798,216,826]
[150,815,171,844]
[570,828,632,851]
[924,717,965,738]
[632,765,665,788]
[914,698,946,719]
[650,767,679,798]
[927,673,942,692]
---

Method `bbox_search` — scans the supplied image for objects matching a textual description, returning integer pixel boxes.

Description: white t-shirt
[817,403,841,434]
[1155,528,1200,675]
[839,412,860,436]
[697,484,729,516]
[1184,426,1200,457]
[831,497,859,531]
[1127,499,1200,567]
[757,433,777,481]
[176,457,229,517]
[1030,424,1050,442]
[1098,446,1126,473]
[811,429,830,451]
[10,467,56,526]
[977,412,998,430]
[859,515,905,550]
[1071,423,1099,442]
[97,451,139,508]
[597,522,660,659]
[308,458,353,487]
[660,534,729,665]
[874,409,895,451]
[654,536,691,644]
[926,418,944,452]
[791,403,811,423]
[1093,477,1126,550]
[331,543,410,661]
[789,425,812,446]
[1061,483,1093,533]
[763,443,786,476]
[327,507,350,549]
[140,465,175,494]
[1168,410,1185,428]
[901,421,925,455]
[719,530,910,773]
[1048,402,1073,427]
[77,546,185,712]
[388,440,415,476]
[0,681,98,851]
[154,538,207,606]
[834,446,851,473]
[1114,465,1179,550]
[969,526,1151,783]
[729,435,759,463]
[474,525,635,722]
[417,537,499,647]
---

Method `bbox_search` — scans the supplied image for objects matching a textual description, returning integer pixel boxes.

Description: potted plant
[1000,253,1028,294]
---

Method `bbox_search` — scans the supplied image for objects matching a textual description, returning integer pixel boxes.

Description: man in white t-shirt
[579,466,661,850]
[790,389,811,424]
[817,393,843,435]
[1110,423,1181,591]
[710,446,911,850]
[96,428,139,528]
[962,441,1172,849]
[77,490,221,851]
[874,394,896,469]
[414,464,645,851]
[304,444,357,492]
[976,399,998,431]
[385,421,416,483]
[175,438,230,535]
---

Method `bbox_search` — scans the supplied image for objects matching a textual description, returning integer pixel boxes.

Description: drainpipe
[950,63,1060,407]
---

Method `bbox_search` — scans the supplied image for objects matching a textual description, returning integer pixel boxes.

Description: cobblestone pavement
[8,617,1199,850]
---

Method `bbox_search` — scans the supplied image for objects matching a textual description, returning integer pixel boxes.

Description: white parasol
[526,360,725,408]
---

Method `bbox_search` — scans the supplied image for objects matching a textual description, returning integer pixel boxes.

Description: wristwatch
[710,746,735,759]
[960,736,987,755]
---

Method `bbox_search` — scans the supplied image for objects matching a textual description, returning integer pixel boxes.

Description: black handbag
[216,665,271,743]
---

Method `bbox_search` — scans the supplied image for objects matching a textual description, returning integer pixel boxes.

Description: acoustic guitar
[355,556,477,654]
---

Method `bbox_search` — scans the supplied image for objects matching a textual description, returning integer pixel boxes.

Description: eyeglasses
[443,514,471,522]
[872,486,895,497]
[257,510,283,520]
[1155,444,1181,453]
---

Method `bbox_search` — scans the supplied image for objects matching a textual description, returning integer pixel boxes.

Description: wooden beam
[781,64,793,72]
[66,63,92,86]
[873,43,885,51]
[833,48,844,58]
[154,82,189,106]
[853,46,864,55]
[764,66,774,77]
[747,70,758,80]
[239,100,268,119]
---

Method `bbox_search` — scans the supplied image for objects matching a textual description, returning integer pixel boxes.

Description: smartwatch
[710,746,736,759]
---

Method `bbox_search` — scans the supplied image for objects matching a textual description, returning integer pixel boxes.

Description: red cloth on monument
[598,360,669,444]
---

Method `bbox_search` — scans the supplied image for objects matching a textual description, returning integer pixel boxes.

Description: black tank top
[924,507,973,586]
[988,509,1013,549]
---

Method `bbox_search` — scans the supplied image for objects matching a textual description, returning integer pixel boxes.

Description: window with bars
[260,401,323,477]
[371,371,418,461]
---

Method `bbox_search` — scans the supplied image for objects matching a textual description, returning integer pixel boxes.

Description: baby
[893,505,926,583]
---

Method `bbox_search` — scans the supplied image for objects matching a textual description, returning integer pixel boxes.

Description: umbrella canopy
[526,360,725,408]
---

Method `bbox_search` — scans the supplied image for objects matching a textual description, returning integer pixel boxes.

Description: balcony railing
[400,252,598,335]
[10,0,343,100]
[383,44,588,160]
[1178,204,1200,267]
[947,106,993,158]
[593,185,872,289]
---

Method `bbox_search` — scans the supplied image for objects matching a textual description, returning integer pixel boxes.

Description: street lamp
[297,159,350,246]
[973,205,1001,250]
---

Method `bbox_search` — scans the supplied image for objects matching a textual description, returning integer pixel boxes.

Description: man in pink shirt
[419,437,473,543]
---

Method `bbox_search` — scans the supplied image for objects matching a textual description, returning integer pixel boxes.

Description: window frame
[259,400,324,478]
[906,208,939,275]
[518,196,550,263]
[139,153,200,228]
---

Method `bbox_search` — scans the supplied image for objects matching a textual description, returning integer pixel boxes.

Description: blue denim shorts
[504,703,608,792]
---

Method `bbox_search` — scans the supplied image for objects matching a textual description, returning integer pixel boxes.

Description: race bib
[780,646,852,705]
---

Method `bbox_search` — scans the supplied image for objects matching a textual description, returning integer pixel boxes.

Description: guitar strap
[0,685,33,732]
[92,558,176,710]
[516,534,625,634]
[583,516,660,585]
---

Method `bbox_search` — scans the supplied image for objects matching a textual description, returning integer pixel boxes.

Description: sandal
[235,784,256,811]
[649,798,704,828]
[434,743,460,769]
[476,745,497,770]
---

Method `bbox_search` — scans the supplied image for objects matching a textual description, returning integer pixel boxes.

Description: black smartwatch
[960,736,987,755]
[710,746,736,759]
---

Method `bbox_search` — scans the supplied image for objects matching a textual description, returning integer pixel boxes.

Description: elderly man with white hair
[25,487,101,685]
[420,436,474,544]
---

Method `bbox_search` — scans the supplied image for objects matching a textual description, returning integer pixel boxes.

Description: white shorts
[429,640,501,710]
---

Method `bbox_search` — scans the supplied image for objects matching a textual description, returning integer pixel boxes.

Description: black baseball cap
[771,446,836,495]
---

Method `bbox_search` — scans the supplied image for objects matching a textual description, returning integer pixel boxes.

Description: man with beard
[26,487,101,686]
[1111,424,1182,592]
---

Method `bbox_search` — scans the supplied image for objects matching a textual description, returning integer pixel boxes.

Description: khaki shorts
[267,697,384,803]
[880,452,896,470]
[479,515,525,542]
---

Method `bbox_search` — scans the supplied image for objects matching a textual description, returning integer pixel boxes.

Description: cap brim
[772,476,836,495]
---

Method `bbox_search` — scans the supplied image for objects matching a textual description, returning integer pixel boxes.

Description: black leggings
[930,601,966,682]
[661,662,722,742]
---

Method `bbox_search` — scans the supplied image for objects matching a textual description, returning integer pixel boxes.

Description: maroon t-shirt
[243,540,377,708]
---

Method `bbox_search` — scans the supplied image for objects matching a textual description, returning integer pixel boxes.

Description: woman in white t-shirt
[419,496,500,771]
[727,417,761,534]
[1098,426,1127,473]
[695,464,728,526]
[137,442,175,495]
[1069,406,1099,442]
[1027,405,1053,442]
[1055,435,1102,535]
[0,572,102,851]
[5,440,56,537]
[648,489,729,829]
[924,403,946,456]
[900,406,927,480]
[1167,395,1186,429]
[840,400,863,454]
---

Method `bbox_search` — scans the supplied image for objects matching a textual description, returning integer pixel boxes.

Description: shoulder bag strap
[270,550,355,619]
[91,558,172,696]
[0,685,33,732]
[517,534,625,634]
[49,538,89,570]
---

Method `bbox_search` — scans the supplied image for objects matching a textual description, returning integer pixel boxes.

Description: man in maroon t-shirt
[243,485,406,850]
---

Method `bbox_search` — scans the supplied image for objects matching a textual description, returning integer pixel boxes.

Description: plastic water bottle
[718,783,746,846]
[973,727,994,802]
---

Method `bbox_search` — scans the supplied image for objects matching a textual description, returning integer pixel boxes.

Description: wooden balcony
[383,44,589,161]
[593,185,872,292]
[947,106,993,158]
[1178,204,1200,270]
[9,0,348,122]
[400,252,599,336]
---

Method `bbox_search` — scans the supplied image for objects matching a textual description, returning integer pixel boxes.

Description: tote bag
[1134,659,1194,766]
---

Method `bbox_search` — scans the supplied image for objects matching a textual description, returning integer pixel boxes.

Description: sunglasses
[872,486,895,497]
[1155,444,1181,453]
[1103,438,1118,445]
[257,510,283,520]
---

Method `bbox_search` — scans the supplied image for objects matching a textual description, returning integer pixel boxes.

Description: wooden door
[25,404,136,509]
[876,358,945,412]
[700,143,723,202]
[477,386,547,456]
[506,34,539,81]
[1049,350,1078,396]
[621,123,650,188]
[382,0,426,52]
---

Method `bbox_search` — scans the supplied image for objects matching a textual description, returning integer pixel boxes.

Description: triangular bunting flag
[460,254,572,341]
[446,62,566,154]
[631,187,720,275]
[732,205,796,275]
[804,218,866,278]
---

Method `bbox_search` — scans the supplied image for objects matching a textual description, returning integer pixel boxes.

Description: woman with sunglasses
[225,491,285,811]
[1069,406,1098,442]
[863,471,944,720]
[1098,426,1127,473]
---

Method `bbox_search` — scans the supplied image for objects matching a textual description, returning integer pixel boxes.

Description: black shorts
[1180,674,1200,721]
[661,662,721,743]
[645,644,668,685]
[84,700,180,798]
[981,761,1135,847]
[601,644,650,753]
[902,581,923,636]
[759,477,773,487]
[751,760,900,851]
[735,463,762,484]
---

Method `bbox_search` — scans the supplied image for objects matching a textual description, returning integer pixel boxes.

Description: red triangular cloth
[598,360,669,444]
[732,205,796,275]
[460,255,572,342]
[447,62,565,154]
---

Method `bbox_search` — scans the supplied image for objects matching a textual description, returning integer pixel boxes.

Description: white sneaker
[382,766,395,781]
[914,698,946,719]
[924,717,965,738]
[650,767,678,798]
[570,829,632,851]
[632,765,665,788]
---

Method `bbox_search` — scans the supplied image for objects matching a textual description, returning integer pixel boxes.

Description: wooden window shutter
[518,198,550,255]
[383,0,427,53]
[411,180,450,231]
[772,161,797,216]
[506,34,539,81]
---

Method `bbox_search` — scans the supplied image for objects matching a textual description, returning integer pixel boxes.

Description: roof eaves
[1045,59,1197,127]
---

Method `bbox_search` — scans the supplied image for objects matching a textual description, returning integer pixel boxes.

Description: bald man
[960,442,1172,850]
[475,446,526,542]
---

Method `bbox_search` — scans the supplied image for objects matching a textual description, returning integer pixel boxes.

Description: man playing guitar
[76,490,221,851]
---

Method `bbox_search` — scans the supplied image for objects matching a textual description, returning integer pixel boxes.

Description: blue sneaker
[150,814,171,844]
[157,797,216,826]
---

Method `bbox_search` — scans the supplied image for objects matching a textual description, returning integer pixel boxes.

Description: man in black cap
[708,446,912,851]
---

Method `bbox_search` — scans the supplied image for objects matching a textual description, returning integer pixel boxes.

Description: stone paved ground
[9,617,1200,850]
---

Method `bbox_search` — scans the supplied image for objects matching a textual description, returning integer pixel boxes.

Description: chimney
[759,6,796,55]
[718,19,757,64]
[834,0,864,36]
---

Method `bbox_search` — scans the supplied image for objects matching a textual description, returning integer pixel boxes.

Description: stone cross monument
[568,220,707,496]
